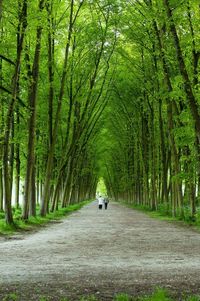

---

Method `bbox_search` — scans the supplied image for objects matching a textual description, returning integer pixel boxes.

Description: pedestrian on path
[104,197,109,210]
[98,196,104,210]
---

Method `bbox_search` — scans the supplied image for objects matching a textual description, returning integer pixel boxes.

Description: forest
[0,0,200,226]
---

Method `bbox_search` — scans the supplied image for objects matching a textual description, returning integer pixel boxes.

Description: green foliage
[0,0,200,233]
[114,293,131,301]
[96,178,107,196]
[2,290,200,301]
[2,293,18,301]
[185,297,200,301]
[0,220,17,235]
[0,211,5,219]
[195,208,200,226]
[139,289,172,301]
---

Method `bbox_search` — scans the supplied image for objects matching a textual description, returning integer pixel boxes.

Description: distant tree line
[104,0,200,220]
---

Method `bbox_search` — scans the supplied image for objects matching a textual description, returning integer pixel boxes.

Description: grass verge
[2,289,200,301]
[119,201,200,230]
[0,200,91,236]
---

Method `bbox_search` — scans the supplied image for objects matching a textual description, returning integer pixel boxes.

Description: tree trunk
[0,57,3,211]
[9,117,15,202]
[0,169,3,211]
[3,0,27,224]
[46,1,54,148]
[29,158,36,217]
[40,0,76,216]
[158,99,168,206]
[22,0,45,219]
[153,18,183,216]
[15,141,20,209]
[163,0,200,144]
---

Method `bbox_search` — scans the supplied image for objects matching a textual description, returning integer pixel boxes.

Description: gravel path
[1,201,200,300]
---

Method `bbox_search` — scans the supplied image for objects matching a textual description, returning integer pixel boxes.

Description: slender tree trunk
[158,99,168,206]
[62,157,73,207]
[0,54,3,211]
[186,0,200,87]
[3,0,27,224]
[46,1,54,148]
[50,180,60,212]
[153,19,183,216]
[163,0,200,144]
[15,73,20,209]
[29,158,36,217]
[9,117,15,202]
[190,181,196,220]
[23,0,45,219]
[40,0,76,216]
[148,100,157,210]
[15,141,20,209]
[0,169,3,211]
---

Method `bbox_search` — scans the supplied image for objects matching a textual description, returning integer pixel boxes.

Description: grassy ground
[0,200,90,235]
[2,289,200,301]
[120,201,200,231]
[113,289,200,301]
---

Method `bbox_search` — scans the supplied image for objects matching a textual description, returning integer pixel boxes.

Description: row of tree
[1,0,200,224]
[103,0,200,220]
[0,0,118,224]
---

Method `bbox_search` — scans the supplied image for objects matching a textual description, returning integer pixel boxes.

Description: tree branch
[0,54,15,66]
[0,85,26,107]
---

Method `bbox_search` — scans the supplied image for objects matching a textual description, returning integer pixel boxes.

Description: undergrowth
[0,200,90,235]
[121,201,200,229]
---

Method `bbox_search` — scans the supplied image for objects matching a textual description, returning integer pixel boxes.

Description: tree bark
[3,0,27,224]
[158,99,168,206]
[46,1,54,148]
[0,51,3,211]
[0,168,3,211]
[163,0,200,144]
[22,0,45,219]
[40,0,78,216]
[153,18,183,216]
[29,157,36,217]
[15,106,20,209]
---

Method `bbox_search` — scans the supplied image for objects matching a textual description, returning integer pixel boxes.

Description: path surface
[1,202,200,300]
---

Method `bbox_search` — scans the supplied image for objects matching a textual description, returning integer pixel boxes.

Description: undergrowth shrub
[0,211,5,219]
[157,204,170,216]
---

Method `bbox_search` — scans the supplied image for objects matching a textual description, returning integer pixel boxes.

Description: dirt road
[1,201,200,300]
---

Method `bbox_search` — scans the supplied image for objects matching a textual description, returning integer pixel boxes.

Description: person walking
[98,196,104,210]
[104,197,109,210]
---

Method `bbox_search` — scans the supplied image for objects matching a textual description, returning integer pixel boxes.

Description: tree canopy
[0,0,200,224]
